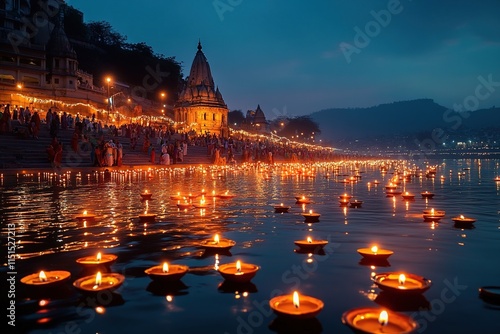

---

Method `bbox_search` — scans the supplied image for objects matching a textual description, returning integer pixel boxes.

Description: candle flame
[163,262,169,273]
[96,272,102,286]
[97,252,102,261]
[378,310,389,326]
[293,291,300,308]
[144,190,148,194]
[83,210,87,215]
[214,234,220,244]
[280,203,284,206]
[399,274,406,285]
[309,209,313,214]
[307,237,312,243]
[431,208,435,215]
[371,246,378,254]
[39,271,47,282]
[460,214,465,219]
[405,192,409,195]
[236,260,241,272]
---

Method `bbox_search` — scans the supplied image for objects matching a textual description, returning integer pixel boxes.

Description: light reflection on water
[2,159,500,333]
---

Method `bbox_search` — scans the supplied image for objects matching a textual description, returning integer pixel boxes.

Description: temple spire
[198,39,202,51]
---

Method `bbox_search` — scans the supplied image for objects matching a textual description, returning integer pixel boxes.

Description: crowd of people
[1,103,336,167]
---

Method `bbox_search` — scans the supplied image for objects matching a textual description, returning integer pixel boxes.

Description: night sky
[67,0,500,119]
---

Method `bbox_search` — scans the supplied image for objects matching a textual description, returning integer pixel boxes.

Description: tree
[228,110,245,126]
[87,21,126,47]
[279,116,321,142]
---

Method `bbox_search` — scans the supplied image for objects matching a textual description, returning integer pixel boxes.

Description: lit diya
[294,236,328,251]
[73,271,125,294]
[139,210,156,222]
[21,270,71,288]
[218,260,260,283]
[274,203,291,213]
[342,307,417,334]
[301,209,320,222]
[140,190,152,200]
[295,196,312,204]
[350,199,363,208]
[339,193,352,201]
[357,245,394,261]
[421,191,434,199]
[386,189,402,197]
[218,190,236,199]
[75,210,96,221]
[372,272,432,294]
[176,201,192,209]
[452,214,476,227]
[422,208,445,221]
[170,192,184,200]
[339,199,350,206]
[402,192,415,200]
[479,286,500,305]
[385,183,397,190]
[269,291,324,319]
[199,234,236,250]
[144,262,189,282]
[76,252,117,268]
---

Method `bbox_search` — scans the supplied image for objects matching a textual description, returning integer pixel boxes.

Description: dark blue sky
[68,0,500,119]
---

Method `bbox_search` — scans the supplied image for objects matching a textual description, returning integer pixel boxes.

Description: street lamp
[106,77,112,124]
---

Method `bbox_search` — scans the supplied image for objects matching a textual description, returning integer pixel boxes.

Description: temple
[173,41,229,137]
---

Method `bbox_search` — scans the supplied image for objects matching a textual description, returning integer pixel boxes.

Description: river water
[2,159,500,334]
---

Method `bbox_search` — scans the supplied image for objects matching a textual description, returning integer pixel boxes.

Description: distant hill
[310,99,500,142]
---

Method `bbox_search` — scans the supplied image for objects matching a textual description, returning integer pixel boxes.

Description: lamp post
[106,77,111,124]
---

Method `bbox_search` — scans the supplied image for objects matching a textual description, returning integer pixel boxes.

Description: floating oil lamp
[269,291,324,319]
[479,286,500,305]
[200,234,236,250]
[274,203,291,213]
[386,189,402,197]
[339,193,352,201]
[421,191,434,199]
[144,262,189,282]
[21,270,71,288]
[422,208,445,217]
[372,272,432,295]
[495,176,500,182]
[350,199,363,208]
[218,190,235,199]
[302,209,320,222]
[140,190,152,200]
[75,210,96,221]
[295,196,312,204]
[177,200,192,209]
[217,260,260,283]
[294,236,328,252]
[452,214,477,227]
[339,198,350,206]
[357,245,394,261]
[402,192,415,200]
[139,210,156,222]
[76,252,117,268]
[170,192,183,200]
[73,271,125,294]
[385,183,397,190]
[373,180,380,185]
[342,307,417,334]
